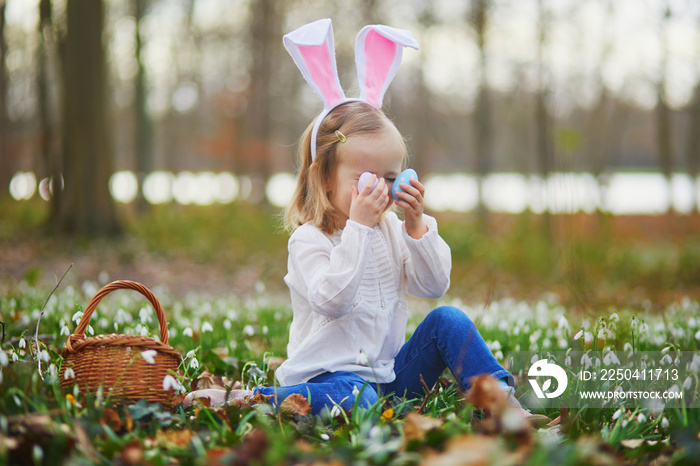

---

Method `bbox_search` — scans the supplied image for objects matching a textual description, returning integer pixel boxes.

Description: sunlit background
[2,0,700,223]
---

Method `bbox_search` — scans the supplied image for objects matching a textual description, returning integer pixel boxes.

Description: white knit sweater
[275,212,451,386]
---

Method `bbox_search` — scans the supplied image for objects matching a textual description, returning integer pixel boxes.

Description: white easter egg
[358,172,378,192]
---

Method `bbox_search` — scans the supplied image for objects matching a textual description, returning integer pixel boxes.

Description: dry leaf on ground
[280,393,311,416]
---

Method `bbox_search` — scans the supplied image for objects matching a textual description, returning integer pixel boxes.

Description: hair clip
[335,130,347,143]
[283,18,418,160]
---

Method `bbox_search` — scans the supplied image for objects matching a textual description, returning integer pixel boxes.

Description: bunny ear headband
[283,18,419,161]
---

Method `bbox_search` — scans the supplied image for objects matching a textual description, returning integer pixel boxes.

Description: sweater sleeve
[286,221,374,319]
[400,214,452,299]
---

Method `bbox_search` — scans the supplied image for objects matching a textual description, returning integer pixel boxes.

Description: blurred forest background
[1,0,699,307]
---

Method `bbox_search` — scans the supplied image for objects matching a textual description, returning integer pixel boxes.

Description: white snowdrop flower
[640,322,649,333]
[494,350,503,361]
[558,316,570,330]
[690,354,700,372]
[573,330,583,340]
[603,352,620,366]
[243,325,255,337]
[610,313,620,323]
[64,368,76,380]
[139,307,152,324]
[612,408,623,420]
[661,354,673,365]
[183,327,194,337]
[695,329,700,341]
[661,417,669,429]
[630,318,638,330]
[622,419,629,428]
[255,281,265,294]
[141,350,157,364]
[320,433,330,441]
[40,350,50,363]
[513,327,520,336]
[223,319,232,330]
[584,332,593,344]
[352,385,360,396]
[186,349,196,359]
[189,358,199,370]
[0,351,8,367]
[140,326,148,337]
[661,346,671,354]
[668,384,680,394]
[202,322,213,333]
[72,311,84,324]
[531,354,541,364]
[624,342,633,353]
[262,326,269,335]
[594,357,601,368]
[356,350,369,366]
[11,353,19,362]
[19,338,26,349]
[490,340,501,351]
[61,326,70,336]
[48,364,57,375]
[542,339,551,349]
[87,325,95,336]
[597,328,607,339]
[637,413,647,423]
[564,355,571,366]
[162,374,180,391]
[558,338,568,349]
[329,406,341,418]
[683,377,692,390]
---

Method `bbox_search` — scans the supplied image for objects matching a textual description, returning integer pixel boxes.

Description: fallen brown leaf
[403,413,444,444]
[101,408,123,432]
[280,393,312,416]
[464,374,507,416]
[114,439,144,466]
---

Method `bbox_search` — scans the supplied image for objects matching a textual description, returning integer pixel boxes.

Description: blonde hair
[285,101,405,234]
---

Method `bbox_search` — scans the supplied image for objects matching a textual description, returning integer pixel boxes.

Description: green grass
[1,281,699,464]
[2,198,700,463]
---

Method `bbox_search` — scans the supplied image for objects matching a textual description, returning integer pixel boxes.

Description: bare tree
[244,0,282,187]
[37,0,56,182]
[0,0,9,196]
[51,0,120,235]
[535,0,553,231]
[687,9,700,213]
[657,0,674,213]
[134,0,153,213]
[469,0,493,229]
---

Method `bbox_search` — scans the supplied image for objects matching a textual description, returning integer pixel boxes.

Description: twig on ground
[0,320,5,345]
[35,264,73,380]
[416,374,438,415]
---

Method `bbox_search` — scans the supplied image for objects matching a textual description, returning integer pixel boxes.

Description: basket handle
[68,280,170,346]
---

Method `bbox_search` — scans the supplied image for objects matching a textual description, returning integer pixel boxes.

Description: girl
[254,100,519,415]
[186,19,524,416]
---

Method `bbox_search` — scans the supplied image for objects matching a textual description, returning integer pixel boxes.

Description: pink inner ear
[299,42,342,108]
[363,30,397,107]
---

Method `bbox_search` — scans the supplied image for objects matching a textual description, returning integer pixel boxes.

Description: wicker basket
[60,280,182,406]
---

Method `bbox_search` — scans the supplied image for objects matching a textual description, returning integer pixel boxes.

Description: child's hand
[349,174,391,228]
[394,178,428,239]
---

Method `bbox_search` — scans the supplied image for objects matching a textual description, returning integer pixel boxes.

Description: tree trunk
[470,0,493,230]
[657,2,674,213]
[535,0,553,234]
[134,0,153,213]
[246,0,280,181]
[51,0,120,235]
[0,1,10,196]
[688,83,700,213]
[37,0,55,181]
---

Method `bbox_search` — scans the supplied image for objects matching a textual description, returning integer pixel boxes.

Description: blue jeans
[255,306,513,415]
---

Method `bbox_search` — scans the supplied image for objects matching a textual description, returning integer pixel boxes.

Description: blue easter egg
[392,169,418,201]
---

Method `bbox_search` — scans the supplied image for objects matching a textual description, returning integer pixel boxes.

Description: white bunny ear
[283,18,345,110]
[355,25,419,108]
